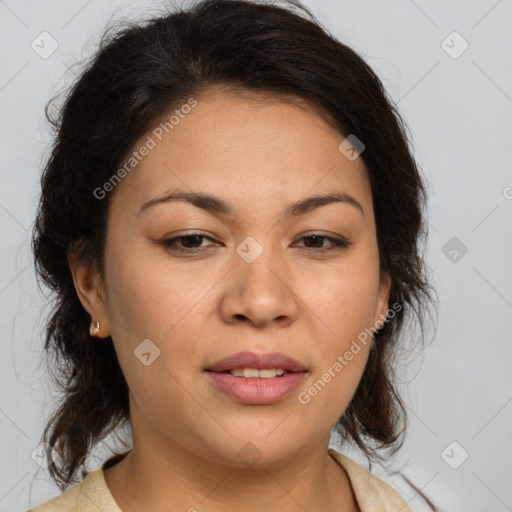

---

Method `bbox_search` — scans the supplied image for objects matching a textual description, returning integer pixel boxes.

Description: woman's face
[78,88,391,467]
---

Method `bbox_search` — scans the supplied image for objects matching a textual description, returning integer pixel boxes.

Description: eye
[293,233,352,253]
[158,232,352,255]
[159,232,219,253]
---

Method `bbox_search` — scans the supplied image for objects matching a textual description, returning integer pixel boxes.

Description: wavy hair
[32,0,436,500]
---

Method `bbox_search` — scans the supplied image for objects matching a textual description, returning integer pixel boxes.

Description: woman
[29,0,435,510]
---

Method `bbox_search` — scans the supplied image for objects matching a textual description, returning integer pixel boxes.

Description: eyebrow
[137,189,365,219]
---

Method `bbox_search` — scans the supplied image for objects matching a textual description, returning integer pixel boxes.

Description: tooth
[228,368,288,378]
[259,368,277,379]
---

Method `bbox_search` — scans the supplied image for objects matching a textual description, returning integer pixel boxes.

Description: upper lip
[205,351,308,373]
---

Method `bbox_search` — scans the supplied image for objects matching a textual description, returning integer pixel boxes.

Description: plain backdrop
[1,0,511,511]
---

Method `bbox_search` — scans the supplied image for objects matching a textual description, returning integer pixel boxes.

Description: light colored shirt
[27,448,412,511]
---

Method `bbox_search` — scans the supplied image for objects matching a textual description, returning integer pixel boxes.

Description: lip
[205,371,307,405]
[204,351,308,405]
[204,351,308,373]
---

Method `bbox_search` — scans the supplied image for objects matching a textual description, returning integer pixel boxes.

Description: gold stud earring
[92,321,100,336]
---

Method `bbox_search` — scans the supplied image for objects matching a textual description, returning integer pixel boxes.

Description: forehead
[110,89,372,219]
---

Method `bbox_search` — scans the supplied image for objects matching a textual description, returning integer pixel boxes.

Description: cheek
[297,273,374,423]
[103,247,210,431]
[297,248,379,406]
[301,346,370,419]
[103,241,217,400]
[305,248,381,344]
[104,240,209,339]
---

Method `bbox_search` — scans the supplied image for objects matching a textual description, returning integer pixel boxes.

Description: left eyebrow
[137,190,365,220]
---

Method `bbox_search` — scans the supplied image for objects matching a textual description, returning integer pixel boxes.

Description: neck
[103,435,359,512]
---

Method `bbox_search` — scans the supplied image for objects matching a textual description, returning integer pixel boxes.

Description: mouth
[203,351,308,404]
[204,369,308,405]
[205,368,304,378]
[204,350,308,374]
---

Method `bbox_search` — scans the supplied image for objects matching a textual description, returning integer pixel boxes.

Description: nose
[219,244,298,329]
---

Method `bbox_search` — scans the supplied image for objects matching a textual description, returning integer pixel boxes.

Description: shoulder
[328,448,412,512]
[27,468,121,512]
[27,481,82,512]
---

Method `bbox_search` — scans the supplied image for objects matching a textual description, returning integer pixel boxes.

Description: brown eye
[294,234,352,252]
[160,233,218,253]
[159,232,351,255]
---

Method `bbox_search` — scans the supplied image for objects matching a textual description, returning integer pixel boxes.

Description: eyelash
[159,232,352,254]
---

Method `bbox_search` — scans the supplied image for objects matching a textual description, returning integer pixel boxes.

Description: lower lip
[205,371,307,404]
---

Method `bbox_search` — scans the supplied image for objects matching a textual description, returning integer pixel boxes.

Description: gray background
[1,0,511,510]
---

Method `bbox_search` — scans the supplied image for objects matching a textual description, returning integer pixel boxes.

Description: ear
[374,270,392,329]
[67,252,110,338]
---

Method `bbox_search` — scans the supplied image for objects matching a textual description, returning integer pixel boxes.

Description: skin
[69,87,391,512]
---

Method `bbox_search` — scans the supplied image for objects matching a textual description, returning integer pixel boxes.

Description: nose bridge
[237,233,287,296]
[222,233,297,326]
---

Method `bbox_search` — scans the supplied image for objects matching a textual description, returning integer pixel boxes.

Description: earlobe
[67,252,109,337]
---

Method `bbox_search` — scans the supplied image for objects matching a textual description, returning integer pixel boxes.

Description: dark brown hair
[32,0,436,499]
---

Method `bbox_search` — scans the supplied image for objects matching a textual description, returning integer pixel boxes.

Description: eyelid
[158,230,352,254]
[297,230,352,243]
[292,232,352,251]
